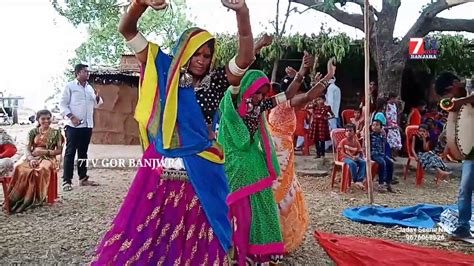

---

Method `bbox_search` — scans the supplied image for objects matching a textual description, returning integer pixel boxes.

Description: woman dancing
[92,0,256,264]
[267,59,336,253]
[218,53,333,264]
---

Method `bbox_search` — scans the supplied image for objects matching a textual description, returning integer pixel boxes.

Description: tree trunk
[271,59,279,82]
[377,62,405,98]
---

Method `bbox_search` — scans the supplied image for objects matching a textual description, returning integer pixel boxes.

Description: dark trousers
[63,126,93,184]
[316,140,325,157]
[372,155,394,185]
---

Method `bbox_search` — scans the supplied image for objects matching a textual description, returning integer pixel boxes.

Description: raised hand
[258,33,273,48]
[327,57,336,79]
[285,66,297,78]
[222,0,246,11]
[137,0,168,10]
[313,72,322,84]
[299,51,314,75]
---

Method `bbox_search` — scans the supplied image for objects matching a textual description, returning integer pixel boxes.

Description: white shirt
[60,80,103,128]
[325,80,341,118]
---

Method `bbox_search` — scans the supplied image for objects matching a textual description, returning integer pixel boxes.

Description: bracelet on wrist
[439,98,454,111]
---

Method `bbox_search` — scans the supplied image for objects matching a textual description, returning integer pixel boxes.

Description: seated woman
[0,128,17,177]
[6,110,63,214]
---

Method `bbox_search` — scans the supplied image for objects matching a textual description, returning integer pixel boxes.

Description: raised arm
[290,58,337,107]
[119,0,168,64]
[224,0,255,87]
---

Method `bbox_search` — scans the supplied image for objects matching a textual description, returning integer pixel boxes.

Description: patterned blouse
[195,67,230,125]
[241,98,276,136]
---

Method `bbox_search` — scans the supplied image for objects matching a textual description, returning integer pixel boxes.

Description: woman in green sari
[218,53,312,264]
[6,110,63,214]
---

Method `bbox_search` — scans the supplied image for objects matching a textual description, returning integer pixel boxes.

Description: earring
[179,67,193,88]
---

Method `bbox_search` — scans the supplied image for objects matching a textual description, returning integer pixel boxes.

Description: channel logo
[409,37,439,60]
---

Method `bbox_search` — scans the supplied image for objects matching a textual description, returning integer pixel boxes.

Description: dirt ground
[1,165,471,265]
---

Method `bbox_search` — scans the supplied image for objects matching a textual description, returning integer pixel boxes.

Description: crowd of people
[0,0,472,264]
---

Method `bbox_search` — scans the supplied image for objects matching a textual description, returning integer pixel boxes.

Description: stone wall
[91,82,139,145]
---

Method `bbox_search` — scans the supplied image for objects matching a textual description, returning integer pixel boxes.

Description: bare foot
[436,169,451,183]
[354,182,365,190]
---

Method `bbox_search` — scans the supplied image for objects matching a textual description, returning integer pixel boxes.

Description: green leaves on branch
[412,34,474,78]
[51,0,193,67]
[258,30,351,63]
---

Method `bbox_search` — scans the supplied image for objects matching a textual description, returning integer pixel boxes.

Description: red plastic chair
[341,109,355,126]
[302,132,314,156]
[330,129,352,192]
[1,176,12,213]
[403,125,425,186]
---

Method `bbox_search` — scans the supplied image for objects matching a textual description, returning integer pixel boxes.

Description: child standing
[370,120,395,193]
[386,93,402,152]
[338,124,366,189]
[309,95,334,158]
[350,109,364,139]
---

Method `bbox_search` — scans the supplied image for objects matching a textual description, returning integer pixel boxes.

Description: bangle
[126,32,148,54]
[294,73,303,83]
[230,85,240,95]
[228,56,249,77]
[318,80,329,88]
[275,92,287,104]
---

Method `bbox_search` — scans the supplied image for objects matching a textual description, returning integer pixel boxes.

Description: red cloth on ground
[315,231,474,266]
[0,143,17,158]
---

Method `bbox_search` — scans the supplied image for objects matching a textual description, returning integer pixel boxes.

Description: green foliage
[213,29,351,74]
[214,34,239,68]
[409,34,474,78]
[51,0,194,68]
[258,27,351,65]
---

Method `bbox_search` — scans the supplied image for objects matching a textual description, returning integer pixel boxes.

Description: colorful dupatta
[133,28,231,252]
[218,70,284,256]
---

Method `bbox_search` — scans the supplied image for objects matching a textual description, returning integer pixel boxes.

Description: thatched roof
[89,66,139,77]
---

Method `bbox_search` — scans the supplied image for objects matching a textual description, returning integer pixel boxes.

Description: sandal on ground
[79,179,99,186]
[63,183,73,191]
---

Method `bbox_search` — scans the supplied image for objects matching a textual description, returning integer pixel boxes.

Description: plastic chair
[302,132,314,156]
[341,109,355,126]
[403,125,425,186]
[330,129,352,192]
[1,176,12,213]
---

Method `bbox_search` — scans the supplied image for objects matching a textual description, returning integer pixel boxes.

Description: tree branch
[291,0,364,32]
[348,0,380,17]
[403,0,471,43]
[429,17,474,33]
[280,0,293,36]
[398,0,472,59]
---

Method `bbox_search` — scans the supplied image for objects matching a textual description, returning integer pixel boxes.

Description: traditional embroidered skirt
[92,144,228,265]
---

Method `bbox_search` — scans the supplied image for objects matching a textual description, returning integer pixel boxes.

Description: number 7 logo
[409,38,425,55]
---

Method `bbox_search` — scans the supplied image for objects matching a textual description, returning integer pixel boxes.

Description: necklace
[38,128,49,141]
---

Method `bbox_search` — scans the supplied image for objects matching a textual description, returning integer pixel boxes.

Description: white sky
[0,0,473,110]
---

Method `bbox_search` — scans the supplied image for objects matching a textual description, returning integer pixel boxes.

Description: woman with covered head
[5,110,63,214]
[92,0,261,264]
[218,52,327,263]
[267,58,336,253]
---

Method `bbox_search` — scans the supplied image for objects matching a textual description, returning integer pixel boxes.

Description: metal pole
[364,0,374,204]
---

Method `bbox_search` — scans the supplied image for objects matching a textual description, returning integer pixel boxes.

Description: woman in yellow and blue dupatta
[92,0,258,265]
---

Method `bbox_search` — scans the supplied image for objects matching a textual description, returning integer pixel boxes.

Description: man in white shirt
[325,77,341,150]
[60,64,103,191]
